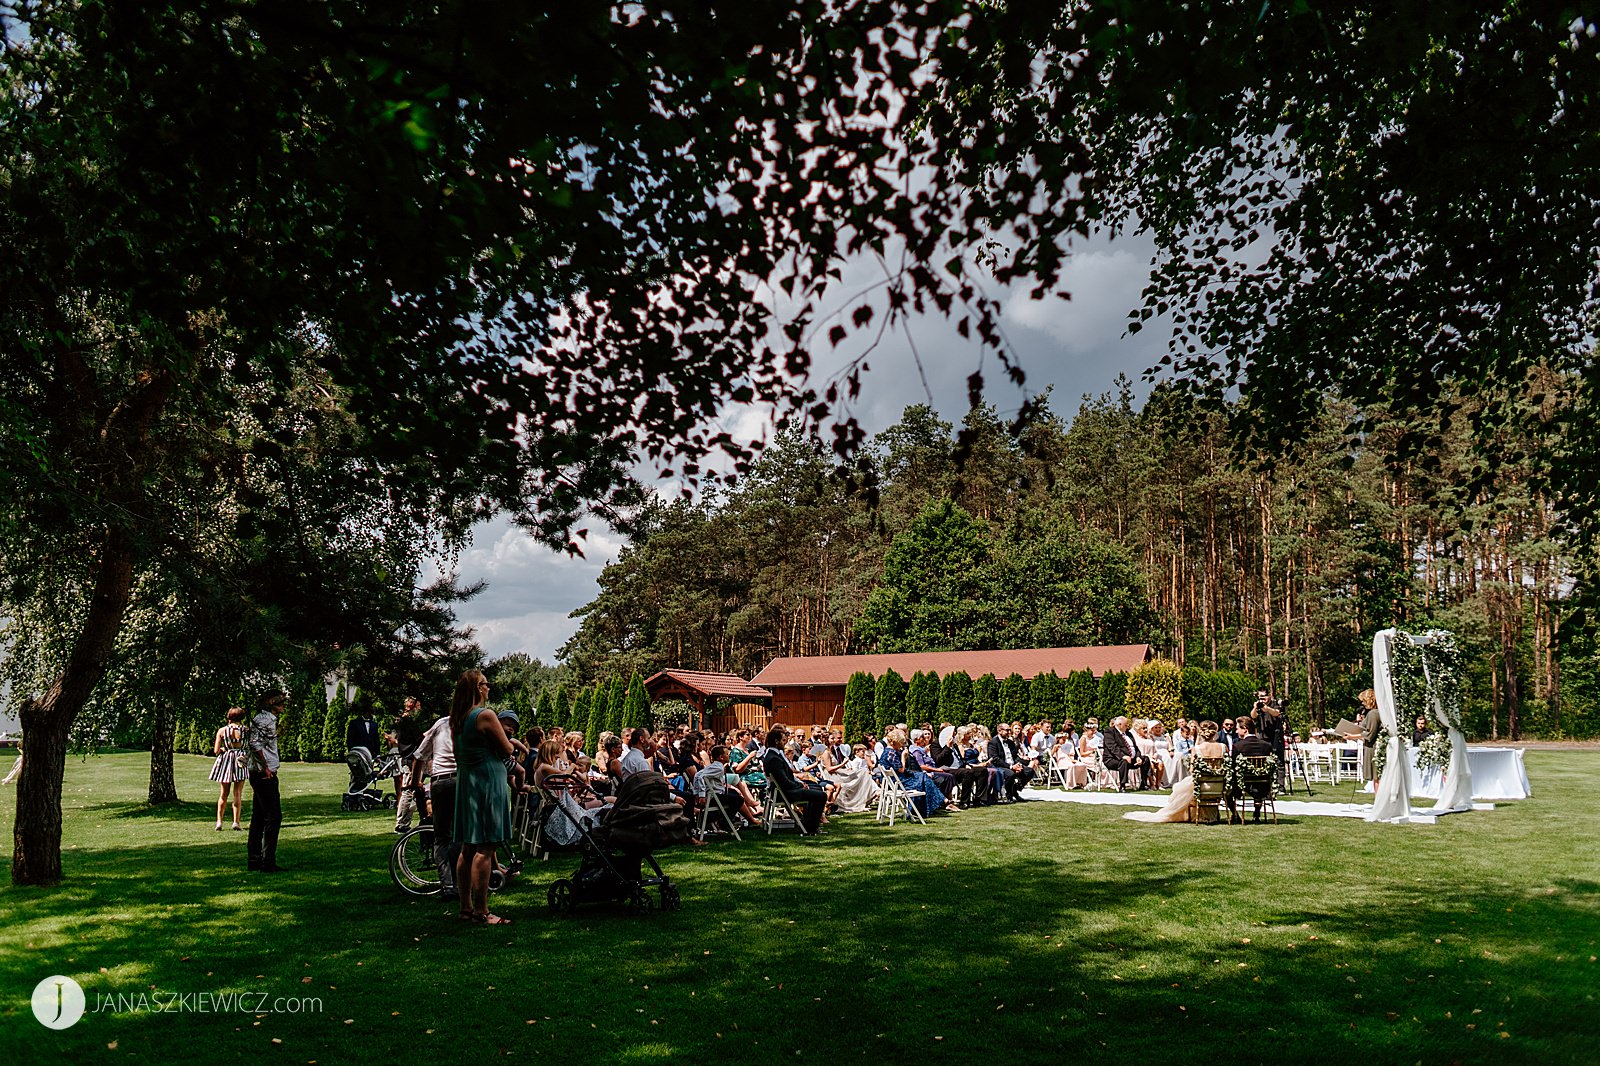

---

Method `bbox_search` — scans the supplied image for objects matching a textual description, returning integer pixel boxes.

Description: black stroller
[342,746,401,811]
[546,771,691,915]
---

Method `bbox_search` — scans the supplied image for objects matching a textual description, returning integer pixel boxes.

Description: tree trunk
[12,526,137,886]
[148,695,179,805]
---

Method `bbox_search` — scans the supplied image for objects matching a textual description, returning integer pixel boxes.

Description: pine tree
[1000,672,1030,725]
[841,671,876,742]
[623,673,651,731]
[1063,669,1100,727]
[554,684,573,734]
[906,670,941,726]
[938,670,974,724]
[972,673,1001,732]
[873,668,907,734]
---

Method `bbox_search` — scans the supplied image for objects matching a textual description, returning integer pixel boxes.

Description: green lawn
[1,750,1596,1064]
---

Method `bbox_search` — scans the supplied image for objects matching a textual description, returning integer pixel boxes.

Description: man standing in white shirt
[411,713,458,900]
[247,691,286,873]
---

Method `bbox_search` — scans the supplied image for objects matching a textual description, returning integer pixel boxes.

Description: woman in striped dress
[209,707,249,830]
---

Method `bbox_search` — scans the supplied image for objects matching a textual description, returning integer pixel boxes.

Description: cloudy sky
[447,231,1172,665]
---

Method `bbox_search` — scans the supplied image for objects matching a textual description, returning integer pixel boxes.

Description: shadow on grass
[1,799,1598,1065]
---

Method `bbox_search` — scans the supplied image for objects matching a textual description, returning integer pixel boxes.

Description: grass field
[0,749,1596,1064]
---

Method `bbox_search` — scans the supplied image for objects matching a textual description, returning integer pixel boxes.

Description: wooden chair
[1233,756,1279,824]
[1189,756,1229,824]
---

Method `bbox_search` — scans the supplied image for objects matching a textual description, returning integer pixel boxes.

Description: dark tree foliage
[928,2,1600,577]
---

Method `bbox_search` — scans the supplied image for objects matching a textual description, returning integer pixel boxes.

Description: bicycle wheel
[390,827,441,896]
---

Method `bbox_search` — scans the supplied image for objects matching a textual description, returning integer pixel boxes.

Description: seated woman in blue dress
[879,727,946,817]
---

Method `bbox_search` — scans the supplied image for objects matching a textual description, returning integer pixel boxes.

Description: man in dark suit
[1219,718,1238,753]
[1101,716,1152,791]
[761,727,825,834]
[1229,717,1275,823]
[986,723,1033,801]
[933,730,994,807]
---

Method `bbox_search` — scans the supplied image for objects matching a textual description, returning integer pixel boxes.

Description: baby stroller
[342,746,401,811]
[546,771,691,916]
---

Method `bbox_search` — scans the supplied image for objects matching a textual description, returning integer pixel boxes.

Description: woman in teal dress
[451,669,523,925]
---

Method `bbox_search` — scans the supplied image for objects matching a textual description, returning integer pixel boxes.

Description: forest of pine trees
[559,379,1598,740]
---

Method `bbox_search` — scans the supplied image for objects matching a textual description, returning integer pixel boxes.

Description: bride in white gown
[1124,721,1227,823]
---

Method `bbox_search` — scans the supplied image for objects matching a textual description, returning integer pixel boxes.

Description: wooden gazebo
[643,669,772,732]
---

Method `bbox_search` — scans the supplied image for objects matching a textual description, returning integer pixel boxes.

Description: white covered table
[1405,745,1530,801]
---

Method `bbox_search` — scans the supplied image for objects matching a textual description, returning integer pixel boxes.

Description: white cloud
[451,232,1176,665]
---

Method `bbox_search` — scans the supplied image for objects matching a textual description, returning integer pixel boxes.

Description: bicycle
[389,823,523,897]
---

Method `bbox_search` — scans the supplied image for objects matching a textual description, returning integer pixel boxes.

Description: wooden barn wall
[706,701,771,735]
[768,686,848,729]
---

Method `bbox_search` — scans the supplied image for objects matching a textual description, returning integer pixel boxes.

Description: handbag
[231,726,248,772]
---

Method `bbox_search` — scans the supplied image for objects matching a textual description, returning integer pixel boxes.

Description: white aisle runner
[1018,787,1493,823]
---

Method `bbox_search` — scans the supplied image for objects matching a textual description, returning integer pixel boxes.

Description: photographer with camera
[1254,690,1289,787]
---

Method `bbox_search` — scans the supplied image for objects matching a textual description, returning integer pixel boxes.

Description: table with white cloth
[1406,745,1531,801]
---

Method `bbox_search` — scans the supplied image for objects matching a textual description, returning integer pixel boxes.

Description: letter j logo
[32,975,86,1029]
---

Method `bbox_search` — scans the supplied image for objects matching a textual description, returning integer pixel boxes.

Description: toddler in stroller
[546,771,693,915]
[343,746,401,811]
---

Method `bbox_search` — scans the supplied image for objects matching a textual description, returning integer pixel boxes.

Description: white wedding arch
[1366,627,1474,824]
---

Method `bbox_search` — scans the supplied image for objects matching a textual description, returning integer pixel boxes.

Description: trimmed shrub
[1124,658,1183,730]
[971,673,1000,731]
[605,676,628,736]
[321,683,350,762]
[938,670,974,725]
[906,670,941,728]
[623,672,651,731]
[554,685,573,733]
[535,689,555,735]
[1029,670,1066,722]
[999,672,1030,725]
[842,671,876,743]
[583,681,608,749]
[579,688,598,739]
[1095,671,1128,723]
[874,668,908,735]
[1063,669,1099,727]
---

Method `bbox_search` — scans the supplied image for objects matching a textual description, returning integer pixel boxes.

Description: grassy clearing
[0,750,1596,1064]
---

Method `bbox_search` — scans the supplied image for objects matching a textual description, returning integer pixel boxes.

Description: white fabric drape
[1366,629,1417,823]
[1426,658,1475,813]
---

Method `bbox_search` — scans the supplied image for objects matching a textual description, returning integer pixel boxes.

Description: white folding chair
[762,783,813,836]
[1336,745,1361,783]
[874,770,926,826]
[1082,750,1113,792]
[692,767,742,841]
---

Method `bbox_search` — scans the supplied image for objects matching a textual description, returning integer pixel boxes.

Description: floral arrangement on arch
[1380,630,1464,782]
